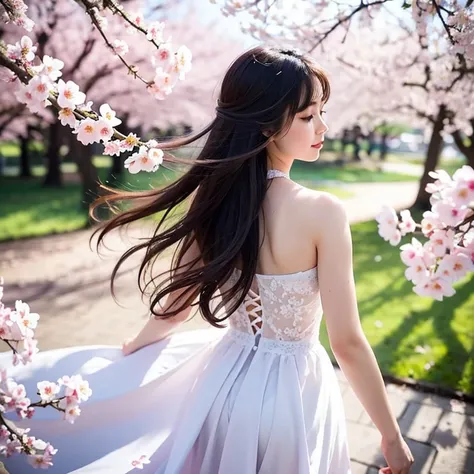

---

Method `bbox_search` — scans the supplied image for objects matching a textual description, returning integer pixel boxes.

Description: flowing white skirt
[1,328,351,473]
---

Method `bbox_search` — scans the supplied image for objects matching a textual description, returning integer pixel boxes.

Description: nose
[315,116,329,136]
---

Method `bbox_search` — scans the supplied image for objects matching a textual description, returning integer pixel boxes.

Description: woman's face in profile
[267,93,329,164]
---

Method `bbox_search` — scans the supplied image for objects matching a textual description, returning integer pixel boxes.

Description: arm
[313,194,413,472]
[122,237,202,355]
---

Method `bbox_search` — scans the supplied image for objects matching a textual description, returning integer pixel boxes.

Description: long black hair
[91,45,330,327]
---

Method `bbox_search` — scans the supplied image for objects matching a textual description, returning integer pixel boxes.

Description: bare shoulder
[294,185,349,242]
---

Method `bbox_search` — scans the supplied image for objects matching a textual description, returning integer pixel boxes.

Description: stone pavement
[1,181,473,473]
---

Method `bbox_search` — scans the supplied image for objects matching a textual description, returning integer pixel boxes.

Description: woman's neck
[267,157,293,175]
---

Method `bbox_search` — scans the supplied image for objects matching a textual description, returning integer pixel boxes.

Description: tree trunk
[108,153,124,183]
[379,133,389,162]
[451,129,474,168]
[352,140,361,161]
[413,105,446,211]
[43,119,62,187]
[69,138,100,211]
[366,132,375,157]
[19,133,32,178]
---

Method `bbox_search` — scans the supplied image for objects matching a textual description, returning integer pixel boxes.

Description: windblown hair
[91,45,330,327]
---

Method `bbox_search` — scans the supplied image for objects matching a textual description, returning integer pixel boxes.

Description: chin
[297,153,321,163]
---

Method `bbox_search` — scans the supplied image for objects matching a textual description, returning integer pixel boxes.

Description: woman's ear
[262,129,274,138]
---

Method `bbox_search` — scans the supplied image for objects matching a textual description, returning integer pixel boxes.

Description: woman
[2,46,414,473]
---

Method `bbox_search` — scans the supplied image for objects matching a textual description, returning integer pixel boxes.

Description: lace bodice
[221,267,322,347]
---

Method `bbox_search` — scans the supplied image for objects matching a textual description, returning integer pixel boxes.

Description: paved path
[1,181,473,473]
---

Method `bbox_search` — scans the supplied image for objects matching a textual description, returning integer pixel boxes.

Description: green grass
[319,219,474,395]
[290,161,419,183]
[0,178,89,241]
[0,141,22,157]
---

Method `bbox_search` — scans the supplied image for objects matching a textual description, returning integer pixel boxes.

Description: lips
[311,141,324,148]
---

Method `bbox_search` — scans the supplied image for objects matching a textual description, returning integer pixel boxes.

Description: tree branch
[307,0,392,53]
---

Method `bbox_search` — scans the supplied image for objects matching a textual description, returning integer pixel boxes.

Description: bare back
[243,173,328,276]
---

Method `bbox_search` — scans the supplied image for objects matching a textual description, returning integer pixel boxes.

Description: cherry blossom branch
[376,167,474,301]
[0,413,36,456]
[0,49,30,83]
[456,211,474,243]
[307,0,392,53]
[1,338,18,353]
[0,46,132,142]
[83,4,148,84]
[432,0,456,46]
[0,0,13,16]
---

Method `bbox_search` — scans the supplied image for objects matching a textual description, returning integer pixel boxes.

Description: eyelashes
[301,110,327,122]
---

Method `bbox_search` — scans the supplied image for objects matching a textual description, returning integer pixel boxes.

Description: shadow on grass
[371,271,474,394]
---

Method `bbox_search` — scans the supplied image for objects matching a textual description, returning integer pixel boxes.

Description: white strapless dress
[1,266,351,473]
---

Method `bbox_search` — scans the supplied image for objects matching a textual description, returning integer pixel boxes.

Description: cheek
[280,123,311,149]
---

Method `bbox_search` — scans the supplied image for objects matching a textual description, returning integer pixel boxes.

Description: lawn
[0,157,353,241]
[290,161,419,183]
[320,219,474,395]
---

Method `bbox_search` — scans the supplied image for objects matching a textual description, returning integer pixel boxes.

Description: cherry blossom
[103,140,123,156]
[1,0,34,31]
[1,4,196,175]
[428,229,455,257]
[61,375,92,403]
[39,55,64,81]
[131,454,151,469]
[399,210,416,236]
[28,75,51,102]
[432,201,469,228]
[148,148,164,167]
[171,45,193,80]
[449,166,474,207]
[10,300,39,339]
[58,107,78,128]
[7,35,36,62]
[121,133,140,151]
[63,403,81,424]
[27,452,55,469]
[377,166,474,300]
[124,145,162,174]
[148,67,177,100]
[96,118,114,143]
[421,211,441,236]
[146,21,165,42]
[14,81,49,114]
[37,381,60,403]
[435,253,472,283]
[12,337,39,366]
[375,206,402,246]
[99,104,122,127]
[75,117,102,145]
[112,39,129,57]
[416,278,456,301]
[152,41,174,67]
[1,278,93,465]
[57,79,86,110]
[213,0,474,62]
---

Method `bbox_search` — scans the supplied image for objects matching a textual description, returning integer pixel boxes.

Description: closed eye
[302,110,327,122]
